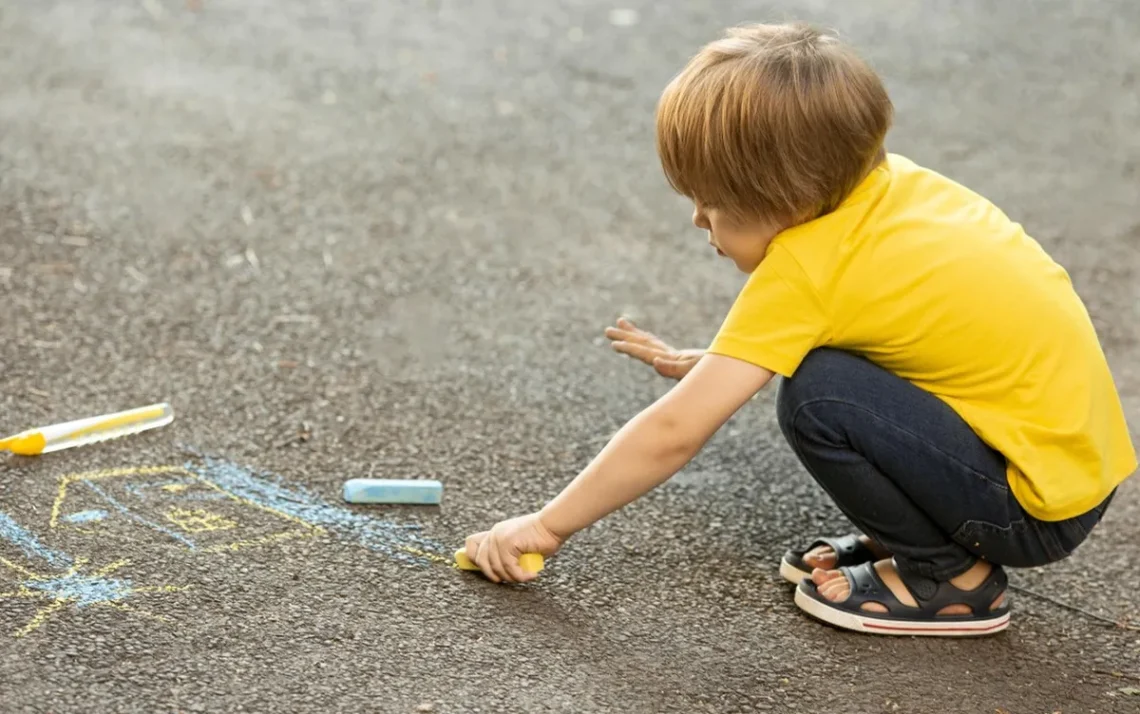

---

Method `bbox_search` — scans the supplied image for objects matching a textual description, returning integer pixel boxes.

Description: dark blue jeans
[777,349,1115,582]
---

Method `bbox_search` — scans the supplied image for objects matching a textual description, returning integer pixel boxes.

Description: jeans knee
[775,376,803,442]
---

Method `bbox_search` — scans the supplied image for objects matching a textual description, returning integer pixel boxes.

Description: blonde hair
[656,23,893,222]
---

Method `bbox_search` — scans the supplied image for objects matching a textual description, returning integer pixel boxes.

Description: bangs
[655,66,742,213]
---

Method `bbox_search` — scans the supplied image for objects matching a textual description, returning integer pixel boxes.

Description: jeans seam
[790,397,1008,496]
[956,518,1069,565]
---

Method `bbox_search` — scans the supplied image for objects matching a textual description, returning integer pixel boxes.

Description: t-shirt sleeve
[707,246,830,378]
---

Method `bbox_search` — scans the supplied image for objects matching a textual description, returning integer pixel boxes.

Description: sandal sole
[779,557,812,585]
[794,585,1010,637]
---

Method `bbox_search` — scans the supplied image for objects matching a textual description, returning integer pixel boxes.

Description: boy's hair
[656,23,893,222]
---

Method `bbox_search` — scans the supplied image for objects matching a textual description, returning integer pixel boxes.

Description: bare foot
[801,535,891,570]
[810,559,1007,616]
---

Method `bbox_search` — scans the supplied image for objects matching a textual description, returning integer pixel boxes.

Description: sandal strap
[834,562,1009,618]
[838,562,904,611]
[800,534,875,566]
[897,563,1009,617]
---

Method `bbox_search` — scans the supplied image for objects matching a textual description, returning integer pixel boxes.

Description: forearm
[538,407,702,539]
[537,353,773,541]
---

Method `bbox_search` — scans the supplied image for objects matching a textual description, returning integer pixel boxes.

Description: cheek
[716,227,747,254]
[708,215,731,237]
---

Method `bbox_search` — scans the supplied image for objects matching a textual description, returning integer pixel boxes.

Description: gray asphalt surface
[2,1,1138,712]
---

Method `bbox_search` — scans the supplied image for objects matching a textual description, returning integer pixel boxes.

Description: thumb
[653,357,687,379]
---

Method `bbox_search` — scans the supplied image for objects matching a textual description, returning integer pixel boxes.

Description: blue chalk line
[81,480,198,550]
[0,511,72,567]
[64,510,109,524]
[184,457,445,564]
[0,509,146,611]
[24,572,134,607]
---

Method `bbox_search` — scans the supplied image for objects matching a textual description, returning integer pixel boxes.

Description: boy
[463,22,1135,636]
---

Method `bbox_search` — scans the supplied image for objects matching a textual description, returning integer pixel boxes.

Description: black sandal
[780,534,877,584]
[794,560,1010,637]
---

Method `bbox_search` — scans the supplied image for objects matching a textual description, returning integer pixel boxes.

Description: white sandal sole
[793,585,1010,637]
[779,558,812,585]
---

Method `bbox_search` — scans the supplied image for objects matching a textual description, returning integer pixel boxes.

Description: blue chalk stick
[342,479,442,505]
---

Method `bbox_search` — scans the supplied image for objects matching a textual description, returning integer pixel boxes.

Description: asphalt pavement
[1,1,1138,712]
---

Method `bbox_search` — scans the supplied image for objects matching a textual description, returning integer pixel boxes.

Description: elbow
[645,409,707,462]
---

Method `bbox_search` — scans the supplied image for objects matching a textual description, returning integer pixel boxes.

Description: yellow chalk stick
[0,403,173,456]
[454,547,544,574]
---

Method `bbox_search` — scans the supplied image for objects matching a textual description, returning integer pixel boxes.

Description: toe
[820,578,850,603]
[810,568,851,602]
[810,567,843,587]
[803,546,837,570]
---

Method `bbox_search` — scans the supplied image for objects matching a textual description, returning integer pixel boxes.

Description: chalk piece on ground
[454,547,544,573]
[342,478,442,505]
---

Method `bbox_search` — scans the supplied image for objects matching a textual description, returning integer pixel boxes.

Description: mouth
[715,247,726,257]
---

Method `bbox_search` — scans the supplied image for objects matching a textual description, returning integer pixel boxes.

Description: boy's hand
[464,512,564,584]
[604,317,704,380]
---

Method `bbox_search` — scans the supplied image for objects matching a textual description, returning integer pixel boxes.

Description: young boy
[462,22,1136,636]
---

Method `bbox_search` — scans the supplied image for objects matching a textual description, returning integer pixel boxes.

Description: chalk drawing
[183,456,447,564]
[0,509,189,637]
[164,508,237,533]
[0,511,71,568]
[64,510,108,524]
[51,466,318,552]
[51,458,447,562]
[0,450,449,637]
[125,477,218,502]
[80,479,200,549]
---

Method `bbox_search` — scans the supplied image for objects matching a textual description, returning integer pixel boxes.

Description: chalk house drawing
[50,465,320,553]
[1,453,447,637]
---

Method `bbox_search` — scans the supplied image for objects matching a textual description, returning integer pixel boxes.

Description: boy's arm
[539,353,773,539]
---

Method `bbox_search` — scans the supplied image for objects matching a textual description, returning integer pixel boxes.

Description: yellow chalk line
[0,556,44,581]
[51,466,183,529]
[399,546,456,568]
[203,527,322,554]
[93,559,129,577]
[14,601,65,638]
[52,465,321,555]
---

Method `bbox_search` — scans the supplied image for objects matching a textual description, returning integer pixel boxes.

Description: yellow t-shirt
[708,154,1136,521]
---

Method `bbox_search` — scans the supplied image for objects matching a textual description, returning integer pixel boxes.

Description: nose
[692,206,711,231]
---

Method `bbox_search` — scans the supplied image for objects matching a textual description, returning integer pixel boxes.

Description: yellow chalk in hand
[454,547,544,573]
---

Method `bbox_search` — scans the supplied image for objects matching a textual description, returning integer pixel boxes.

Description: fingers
[464,532,486,559]
[485,541,508,583]
[605,318,684,371]
[472,535,500,583]
[605,319,665,347]
[604,326,661,348]
[611,340,668,365]
[503,552,535,584]
[467,533,518,584]
[466,515,555,585]
[603,326,631,341]
[616,316,640,332]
